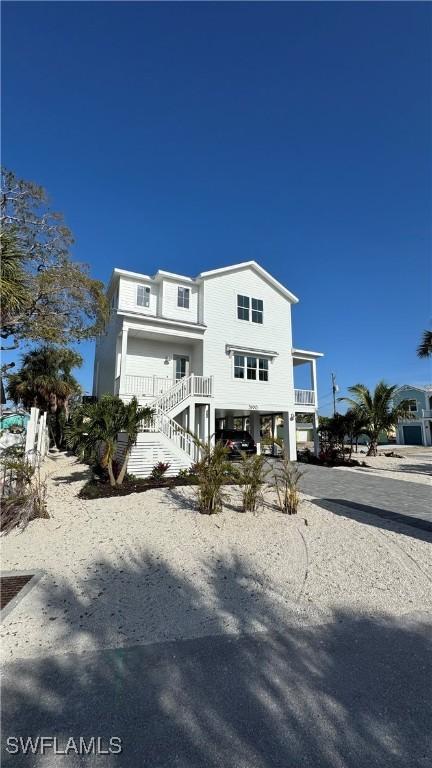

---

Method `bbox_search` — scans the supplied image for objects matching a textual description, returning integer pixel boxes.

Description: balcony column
[282,411,297,461]
[311,359,318,407]
[119,326,128,395]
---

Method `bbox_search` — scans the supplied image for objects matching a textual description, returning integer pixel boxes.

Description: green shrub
[235,453,269,513]
[274,453,303,515]
[1,448,48,534]
[193,440,232,514]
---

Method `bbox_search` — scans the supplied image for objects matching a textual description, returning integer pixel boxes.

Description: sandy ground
[1,453,431,663]
[334,446,432,485]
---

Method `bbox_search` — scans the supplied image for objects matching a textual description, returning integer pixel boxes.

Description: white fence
[24,407,49,466]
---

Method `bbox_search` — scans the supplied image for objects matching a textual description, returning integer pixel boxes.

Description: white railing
[422,410,432,418]
[294,389,315,406]
[153,374,213,413]
[122,375,176,397]
[141,408,200,463]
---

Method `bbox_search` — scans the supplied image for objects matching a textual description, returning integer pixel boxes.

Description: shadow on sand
[2,548,431,767]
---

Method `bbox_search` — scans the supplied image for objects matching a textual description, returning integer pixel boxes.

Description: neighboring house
[93,261,323,475]
[394,385,432,446]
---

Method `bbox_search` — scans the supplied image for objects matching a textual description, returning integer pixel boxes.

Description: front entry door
[174,355,190,381]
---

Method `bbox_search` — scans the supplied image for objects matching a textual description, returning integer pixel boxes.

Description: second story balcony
[294,389,315,406]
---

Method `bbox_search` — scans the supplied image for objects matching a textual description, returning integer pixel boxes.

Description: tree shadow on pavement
[314,498,432,540]
[2,551,431,768]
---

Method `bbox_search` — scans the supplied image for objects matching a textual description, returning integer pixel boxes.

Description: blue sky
[2,1,431,412]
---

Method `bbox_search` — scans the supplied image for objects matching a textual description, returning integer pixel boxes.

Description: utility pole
[331,373,338,416]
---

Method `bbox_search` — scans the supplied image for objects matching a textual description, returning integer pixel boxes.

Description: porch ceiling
[127,327,203,346]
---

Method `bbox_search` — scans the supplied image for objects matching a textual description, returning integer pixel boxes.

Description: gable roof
[396,384,432,394]
[107,261,299,303]
[197,261,299,303]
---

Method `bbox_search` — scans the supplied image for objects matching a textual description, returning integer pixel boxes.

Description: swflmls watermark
[5,736,122,756]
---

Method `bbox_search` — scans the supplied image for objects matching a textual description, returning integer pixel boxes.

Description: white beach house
[93,261,323,475]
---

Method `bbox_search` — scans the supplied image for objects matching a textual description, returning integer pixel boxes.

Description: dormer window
[178,286,190,309]
[137,285,151,308]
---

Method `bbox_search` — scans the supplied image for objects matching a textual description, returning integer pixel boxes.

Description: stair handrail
[141,407,199,462]
[152,374,212,414]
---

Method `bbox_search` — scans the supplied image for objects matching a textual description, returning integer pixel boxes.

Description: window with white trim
[237,295,250,321]
[234,355,269,382]
[259,358,268,381]
[237,294,263,323]
[137,285,151,307]
[406,399,418,413]
[234,354,245,379]
[247,357,257,380]
[252,298,263,324]
[178,286,190,308]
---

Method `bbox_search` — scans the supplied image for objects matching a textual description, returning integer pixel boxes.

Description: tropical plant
[0,231,30,327]
[0,446,48,534]
[150,461,171,481]
[339,382,411,456]
[65,396,153,487]
[7,345,83,448]
[235,452,269,513]
[417,330,432,358]
[0,168,107,349]
[193,439,233,514]
[273,453,304,514]
[343,408,369,459]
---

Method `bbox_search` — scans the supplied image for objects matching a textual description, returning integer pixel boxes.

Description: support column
[312,410,320,456]
[225,412,234,429]
[250,411,261,454]
[118,325,128,395]
[208,403,215,446]
[311,359,318,408]
[282,411,297,461]
[189,403,196,438]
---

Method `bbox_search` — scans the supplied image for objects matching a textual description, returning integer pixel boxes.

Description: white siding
[118,276,159,316]
[201,267,295,410]
[93,315,122,396]
[126,337,198,381]
[160,279,199,323]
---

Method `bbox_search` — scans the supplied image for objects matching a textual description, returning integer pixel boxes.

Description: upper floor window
[252,298,263,324]
[237,294,263,323]
[406,399,418,412]
[237,295,250,321]
[137,284,150,308]
[178,286,190,309]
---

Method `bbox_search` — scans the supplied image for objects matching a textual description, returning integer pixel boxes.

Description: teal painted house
[393,385,432,446]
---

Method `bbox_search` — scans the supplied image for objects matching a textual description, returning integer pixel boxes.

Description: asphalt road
[2,615,431,768]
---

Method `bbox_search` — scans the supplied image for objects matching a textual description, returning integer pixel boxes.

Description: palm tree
[417,330,432,358]
[66,396,153,487]
[7,345,82,447]
[7,346,82,411]
[339,382,410,456]
[0,230,30,339]
[343,408,369,458]
[115,398,153,485]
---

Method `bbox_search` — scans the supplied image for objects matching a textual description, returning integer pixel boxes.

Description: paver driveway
[268,461,432,531]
